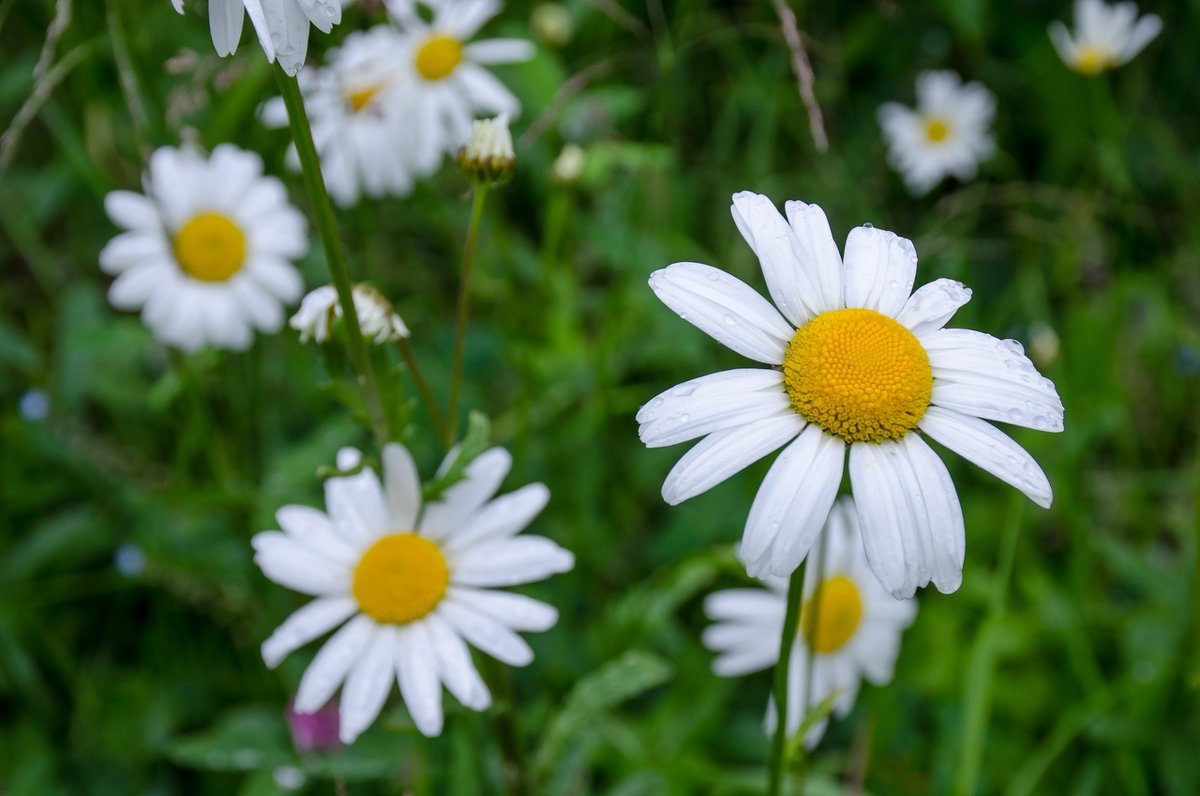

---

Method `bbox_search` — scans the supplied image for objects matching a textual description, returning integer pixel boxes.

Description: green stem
[481,656,529,795]
[768,558,807,796]
[272,63,389,448]
[395,337,448,447]
[446,184,490,447]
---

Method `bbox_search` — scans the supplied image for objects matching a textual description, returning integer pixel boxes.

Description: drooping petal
[209,0,246,56]
[842,226,917,318]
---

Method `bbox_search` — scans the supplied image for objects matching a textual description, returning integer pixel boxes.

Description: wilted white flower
[290,283,410,344]
[531,3,572,48]
[254,444,573,740]
[878,71,995,196]
[704,498,916,747]
[552,143,585,185]
[100,145,306,352]
[640,192,1063,598]
[1050,0,1162,75]
[170,0,344,76]
[459,115,515,184]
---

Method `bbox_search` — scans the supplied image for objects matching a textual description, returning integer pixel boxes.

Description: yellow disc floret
[173,212,246,282]
[1073,45,1114,76]
[415,33,464,81]
[924,117,950,143]
[800,575,864,654]
[783,307,932,443]
[352,533,449,624]
[346,84,380,113]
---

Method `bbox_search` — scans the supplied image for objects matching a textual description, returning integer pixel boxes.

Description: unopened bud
[290,283,410,345]
[552,143,585,185]
[459,115,516,186]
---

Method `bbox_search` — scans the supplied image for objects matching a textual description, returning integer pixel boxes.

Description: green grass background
[1,0,1198,793]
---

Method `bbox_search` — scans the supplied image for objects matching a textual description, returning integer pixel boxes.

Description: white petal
[638,369,791,448]
[742,425,844,578]
[441,483,549,553]
[339,626,396,743]
[919,406,1053,508]
[896,279,972,337]
[104,190,161,232]
[452,536,574,587]
[464,38,535,64]
[425,612,491,710]
[439,0,499,38]
[898,433,965,594]
[251,531,350,595]
[108,264,166,309]
[420,448,511,541]
[924,329,1064,432]
[783,199,844,313]
[455,64,521,116]
[842,226,917,318]
[395,624,444,736]
[1120,15,1161,62]
[295,615,376,713]
[648,262,793,365]
[383,443,422,530]
[447,586,559,632]
[730,191,824,325]
[209,0,246,56]
[703,589,786,625]
[261,596,357,668]
[438,599,534,666]
[99,231,170,274]
[324,462,390,546]
[275,505,359,564]
[248,258,304,303]
[660,412,805,505]
[1048,22,1078,65]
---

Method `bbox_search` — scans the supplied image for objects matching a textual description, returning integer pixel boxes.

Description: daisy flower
[704,498,916,747]
[254,444,574,741]
[170,0,343,76]
[100,145,307,352]
[290,283,411,344]
[639,192,1063,598]
[262,26,422,206]
[1049,0,1162,75]
[388,0,535,173]
[877,71,996,196]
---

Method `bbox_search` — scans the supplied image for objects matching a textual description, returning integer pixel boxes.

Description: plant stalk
[768,558,807,795]
[446,184,489,447]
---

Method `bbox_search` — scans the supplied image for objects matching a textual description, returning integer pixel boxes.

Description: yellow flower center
[924,117,950,143]
[352,533,449,624]
[782,307,932,444]
[1074,45,1113,76]
[346,84,380,113]
[800,575,863,654]
[173,212,246,282]
[415,33,464,81]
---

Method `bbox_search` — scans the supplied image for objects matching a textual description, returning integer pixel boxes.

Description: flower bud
[458,115,516,186]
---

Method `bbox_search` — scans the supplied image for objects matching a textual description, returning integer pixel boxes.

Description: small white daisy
[640,192,1064,598]
[254,444,574,741]
[290,283,411,344]
[388,0,535,173]
[877,71,996,196]
[100,145,307,352]
[704,498,916,747]
[262,26,422,206]
[1049,0,1162,75]
[170,0,344,76]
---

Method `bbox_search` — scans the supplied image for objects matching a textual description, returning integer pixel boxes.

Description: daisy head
[253,444,574,741]
[262,25,421,207]
[877,71,996,196]
[171,0,344,76]
[1049,0,1162,75]
[388,0,535,171]
[640,192,1064,598]
[290,283,411,344]
[100,145,307,352]
[704,497,917,747]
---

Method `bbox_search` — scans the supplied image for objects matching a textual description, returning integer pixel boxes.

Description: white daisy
[704,498,916,747]
[262,25,422,207]
[254,444,574,741]
[171,0,343,76]
[639,192,1064,598]
[1049,0,1162,75]
[290,283,411,344]
[100,145,307,352]
[877,71,995,197]
[387,0,535,174]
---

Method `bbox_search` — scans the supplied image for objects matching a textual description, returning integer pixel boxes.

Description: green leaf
[165,706,292,773]
[421,411,491,501]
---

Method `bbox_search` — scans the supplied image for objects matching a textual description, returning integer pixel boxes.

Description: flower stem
[395,337,448,447]
[446,184,489,447]
[768,558,807,796]
[272,63,389,448]
[480,655,529,795]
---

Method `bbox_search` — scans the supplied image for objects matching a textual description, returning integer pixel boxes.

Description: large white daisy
[639,192,1063,598]
[1049,0,1162,76]
[253,444,574,741]
[704,497,916,747]
[170,0,343,76]
[387,0,535,174]
[100,144,307,352]
[877,71,996,196]
[262,25,422,207]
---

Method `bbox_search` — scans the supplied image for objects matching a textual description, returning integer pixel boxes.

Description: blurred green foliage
[1,0,1198,794]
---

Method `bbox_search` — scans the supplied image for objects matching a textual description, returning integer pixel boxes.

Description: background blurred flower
[877,71,995,196]
[1049,0,1162,75]
[704,498,916,747]
[641,193,1062,597]
[290,283,410,344]
[170,0,344,75]
[459,114,516,185]
[286,698,342,753]
[253,444,573,741]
